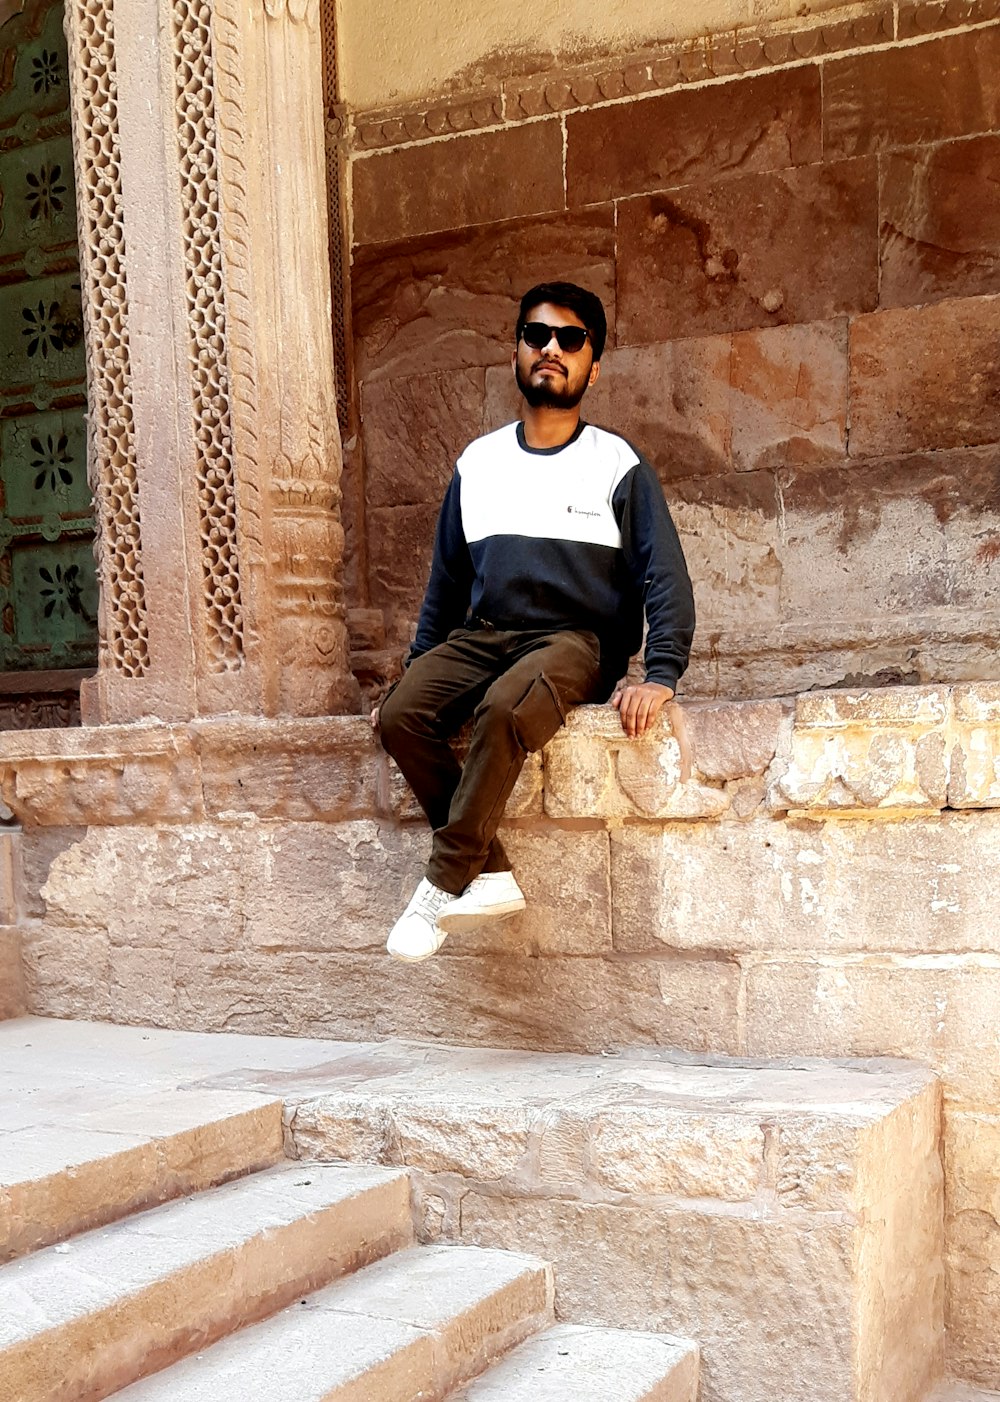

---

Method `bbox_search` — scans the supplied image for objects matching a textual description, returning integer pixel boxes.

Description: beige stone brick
[611,812,1000,956]
[491,827,611,957]
[685,699,790,782]
[775,685,950,812]
[391,1101,533,1180]
[21,924,111,1021]
[460,1192,855,1402]
[945,1109,1000,1388]
[172,949,741,1055]
[744,958,1000,1102]
[0,927,23,1021]
[544,708,729,820]
[949,682,1000,809]
[587,1104,765,1201]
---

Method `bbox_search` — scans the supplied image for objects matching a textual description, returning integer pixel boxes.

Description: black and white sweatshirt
[410,420,696,692]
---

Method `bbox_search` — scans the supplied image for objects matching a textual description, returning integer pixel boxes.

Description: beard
[515,358,589,410]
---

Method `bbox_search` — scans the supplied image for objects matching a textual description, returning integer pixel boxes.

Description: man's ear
[588,359,601,388]
[511,348,518,373]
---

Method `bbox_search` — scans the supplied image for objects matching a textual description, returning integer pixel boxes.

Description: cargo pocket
[511,672,566,753]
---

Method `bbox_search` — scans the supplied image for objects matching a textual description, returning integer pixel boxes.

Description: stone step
[0,1088,286,1263]
[284,1040,944,1402]
[449,1323,699,1401]
[0,1161,412,1402]
[114,1243,553,1400]
[927,1386,1000,1401]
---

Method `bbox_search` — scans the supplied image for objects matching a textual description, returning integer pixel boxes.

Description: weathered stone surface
[544,707,729,820]
[824,28,1000,158]
[367,502,440,640]
[0,726,202,828]
[169,948,741,1056]
[729,320,849,471]
[362,368,486,508]
[775,447,1000,627]
[880,135,1000,308]
[744,958,1000,1102]
[950,682,1000,808]
[849,296,1000,457]
[460,1192,856,1402]
[945,1109,1000,1387]
[21,924,112,1021]
[353,121,565,244]
[617,162,877,343]
[391,1100,533,1180]
[352,209,617,382]
[36,821,431,959]
[586,1104,765,1201]
[452,1322,699,1402]
[566,66,822,206]
[0,927,23,1021]
[489,827,612,957]
[611,812,1000,956]
[194,718,381,822]
[774,685,951,812]
[685,699,789,781]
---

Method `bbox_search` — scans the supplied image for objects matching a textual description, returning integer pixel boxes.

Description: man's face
[513,301,600,410]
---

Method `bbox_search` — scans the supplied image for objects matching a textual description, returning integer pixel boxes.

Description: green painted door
[0,0,97,676]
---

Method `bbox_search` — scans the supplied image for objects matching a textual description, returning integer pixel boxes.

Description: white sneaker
[386,878,455,962]
[436,871,526,934]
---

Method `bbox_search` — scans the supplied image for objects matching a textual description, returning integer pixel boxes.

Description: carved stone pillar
[64,0,356,722]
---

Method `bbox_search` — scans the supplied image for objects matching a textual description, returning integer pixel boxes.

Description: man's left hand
[611,681,674,737]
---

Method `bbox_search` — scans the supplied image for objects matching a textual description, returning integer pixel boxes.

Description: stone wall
[3,681,1000,1383]
[342,5,1000,699]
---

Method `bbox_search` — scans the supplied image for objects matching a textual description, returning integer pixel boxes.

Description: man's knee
[476,671,566,754]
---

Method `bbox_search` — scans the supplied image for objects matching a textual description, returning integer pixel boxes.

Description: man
[373,281,695,962]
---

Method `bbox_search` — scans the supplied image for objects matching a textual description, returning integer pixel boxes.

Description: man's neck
[521,405,582,450]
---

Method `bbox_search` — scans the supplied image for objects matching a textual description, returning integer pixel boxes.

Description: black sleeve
[612,456,696,691]
[409,469,474,662]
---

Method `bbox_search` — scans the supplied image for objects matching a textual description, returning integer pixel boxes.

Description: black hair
[515,281,608,361]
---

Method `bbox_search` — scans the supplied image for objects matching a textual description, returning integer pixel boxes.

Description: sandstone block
[944,1109,1000,1387]
[391,1100,533,1180]
[352,209,616,382]
[353,121,565,244]
[586,1104,764,1202]
[824,28,1000,158]
[773,685,950,812]
[485,826,611,957]
[193,717,380,821]
[544,708,729,820]
[368,502,440,628]
[172,948,741,1056]
[0,927,24,1021]
[616,161,876,343]
[744,957,1000,1102]
[775,448,1000,629]
[949,682,1000,808]
[880,135,1000,308]
[14,827,85,920]
[0,725,202,828]
[729,320,849,471]
[849,296,1000,457]
[460,1192,856,1402]
[685,699,789,781]
[21,924,111,1021]
[611,812,1000,957]
[566,66,821,206]
[361,368,486,508]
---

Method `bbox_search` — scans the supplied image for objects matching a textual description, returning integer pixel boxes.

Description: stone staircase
[0,1075,697,1402]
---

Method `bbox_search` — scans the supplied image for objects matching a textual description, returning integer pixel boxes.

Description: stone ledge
[1,681,997,826]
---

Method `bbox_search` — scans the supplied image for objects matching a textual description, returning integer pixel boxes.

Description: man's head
[513,282,607,411]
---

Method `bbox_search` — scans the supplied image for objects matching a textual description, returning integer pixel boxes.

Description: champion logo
[566,505,601,520]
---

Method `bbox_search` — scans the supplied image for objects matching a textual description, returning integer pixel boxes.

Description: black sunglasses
[520,321,591,354]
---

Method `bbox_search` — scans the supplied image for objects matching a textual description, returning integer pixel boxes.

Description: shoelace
[412,886,449,922]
